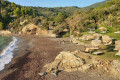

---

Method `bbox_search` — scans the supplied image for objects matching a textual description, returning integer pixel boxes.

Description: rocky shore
[0,35,118,80]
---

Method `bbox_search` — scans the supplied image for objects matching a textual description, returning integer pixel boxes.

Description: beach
[0,35,117,80]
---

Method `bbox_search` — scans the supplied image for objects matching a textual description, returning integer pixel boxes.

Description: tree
[11,2,16,9]
[0,22,3,30]
[21,7,25,16]
[14,7,21,17]
[54,12,67,23]
[0,13,2,22]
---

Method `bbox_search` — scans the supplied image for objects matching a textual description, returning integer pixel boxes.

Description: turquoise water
[0,36,12,51]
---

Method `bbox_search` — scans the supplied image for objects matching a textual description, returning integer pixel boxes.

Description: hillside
[1,0,119,37]
[66,0,120,35]
[83,0,111,9]
[33,6,80,17]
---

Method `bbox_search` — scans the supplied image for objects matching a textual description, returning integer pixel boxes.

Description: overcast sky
[8,0,105,7]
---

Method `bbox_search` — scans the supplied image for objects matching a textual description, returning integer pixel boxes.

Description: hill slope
[83,0,112,9]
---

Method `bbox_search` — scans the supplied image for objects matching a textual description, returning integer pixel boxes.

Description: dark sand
[0,35,117,80]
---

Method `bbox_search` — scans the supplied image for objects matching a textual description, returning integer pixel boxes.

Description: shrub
[63,32,70,37]
[0,22,3,30]
[53,26,63,35]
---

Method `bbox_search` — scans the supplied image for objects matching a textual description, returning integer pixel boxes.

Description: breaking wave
[0,37,18,71]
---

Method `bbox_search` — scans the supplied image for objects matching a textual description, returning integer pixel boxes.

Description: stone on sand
[93,51,103,55]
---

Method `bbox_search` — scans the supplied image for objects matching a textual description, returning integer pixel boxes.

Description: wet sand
[0,35,117,80]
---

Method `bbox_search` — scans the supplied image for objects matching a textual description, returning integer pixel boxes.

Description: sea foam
[0,37,18,71]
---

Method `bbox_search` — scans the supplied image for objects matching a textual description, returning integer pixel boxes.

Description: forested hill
[0,0,80,30]
[33,6,80,17]
[1,0,119,37]
[66,0,120,36]
[83,0,112,9]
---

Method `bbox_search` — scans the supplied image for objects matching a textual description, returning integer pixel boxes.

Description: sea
[0,36,18,71]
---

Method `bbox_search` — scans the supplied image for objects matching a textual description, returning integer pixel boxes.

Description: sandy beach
[0,35,117,80]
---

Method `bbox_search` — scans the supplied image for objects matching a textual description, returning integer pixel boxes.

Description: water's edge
[0,36,18,71]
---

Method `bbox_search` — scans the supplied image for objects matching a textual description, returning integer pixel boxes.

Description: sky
[8,0,105,7]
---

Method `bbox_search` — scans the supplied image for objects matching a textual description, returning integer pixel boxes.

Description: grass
[81,31,120,60]
[62,32,70,38]
[81,31,92,35]
[100,51,120,60]
[91,45,120,60]
[106,33,120,40]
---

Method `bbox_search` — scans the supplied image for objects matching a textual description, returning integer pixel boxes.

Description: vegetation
[0,0,120,37]
[0,0,120,60]
[66,0,120,36]
[0,22,3,30]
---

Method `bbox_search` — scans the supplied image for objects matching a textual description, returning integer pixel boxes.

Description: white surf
[0,36,18,71]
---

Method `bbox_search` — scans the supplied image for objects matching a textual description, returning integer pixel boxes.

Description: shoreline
[0,35,21,75]
[0,36,18,71]
[0,35,118,80]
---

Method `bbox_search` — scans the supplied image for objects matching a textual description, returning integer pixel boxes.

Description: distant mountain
[83,0,112,10]
[33,6,80,17]
[33,0,111,17]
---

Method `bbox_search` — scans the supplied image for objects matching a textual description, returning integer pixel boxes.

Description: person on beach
[59,40,65,44]
[62,40,65,44]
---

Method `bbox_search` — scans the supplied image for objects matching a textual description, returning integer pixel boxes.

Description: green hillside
[66,0,120,36]
[1,0,120,37]
[83,0,111,9]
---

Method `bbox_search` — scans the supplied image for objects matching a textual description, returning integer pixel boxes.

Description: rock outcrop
[79,34,94,41]
[72,38,79,44]
[102,35,112,45]
[112,60,120,72]
[42,51,120,79]
[114,40,120,56]
[91,40,102,49]
[99,27,107,33]
[0,30,11,35]
[44,51,85,73]
[93,33,102,40]
[93,51,103,55]
[22,23,49,35]
[22,23,41,35]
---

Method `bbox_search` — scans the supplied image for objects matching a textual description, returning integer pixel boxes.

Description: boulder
[22,23,41,35]
[99,27,107,33]
[79,34,94,41]
[50,34,58,38]
[55,51,77,60]
[44,51,86,73]
[114,31,120,33]
[72,38,79,44]
[85,48,91,53]
[114,40,120,56]
[38,72,47,76]
[112,60,120,72]
[93,51,103,55]
[114,40,120,50]
[81,64,93,71]
[93,33,102,40]
[115,52,120,56]
[91,40,102,49]
[77,42,85,46]
[102,35,112,45]
[0,30,11,35]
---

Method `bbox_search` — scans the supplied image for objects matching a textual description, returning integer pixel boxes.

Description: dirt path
[0,35,117,80]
